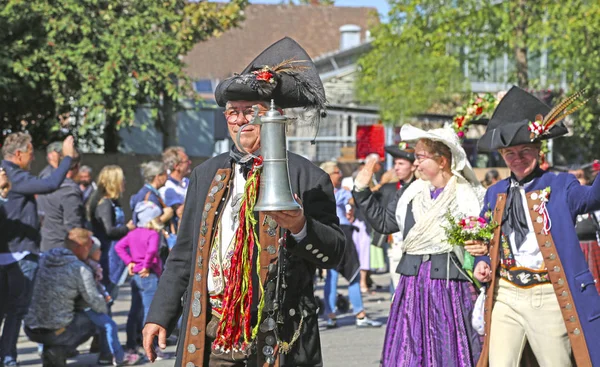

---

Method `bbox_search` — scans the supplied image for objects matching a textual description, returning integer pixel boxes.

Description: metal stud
[565,303,573,310]
[207,195,215,203]
[289,308,296,317]
[194,291,201,299]
[570,316,576,322]
[210,186,218,195]
[267,228,277,237]
[201,226,207,236]
[544,241,551,248]
[192,299,201,317]
[204,203,211,211]
[322,256,329,263]
[531,192,538,200]
[536,216,543,224]
[548,254,556,260]
[191,326,199,336]
[217,182,224,191]
[266,356,276,364]
[263,345,274,356]
[197,256,203,267]
[268,263,277,274]
[561,291,568,297]
[316,253,323,259]
[186,362,195,367]
[553,266,560,272]
[305,244,313,251]
[557,278,564,285]
[214,174,222,182]
[267,246,276,255]
[265,335,276,346]
[312,249,319,254]
[574,328,581,335]
[200,238,206,247]
[498,196,503,201]
[195,273,202,282]
[187,344,197,353]
[259,317,276,332]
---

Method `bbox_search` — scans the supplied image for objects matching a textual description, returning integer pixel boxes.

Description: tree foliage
[1,0,248,151]
[286,0,335,5]
[357,0,600,160]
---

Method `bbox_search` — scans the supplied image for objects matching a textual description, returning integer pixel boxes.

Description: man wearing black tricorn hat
[141,37,345,367]
[472,87,600,366]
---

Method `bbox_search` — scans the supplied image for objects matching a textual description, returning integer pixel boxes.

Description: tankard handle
[235,105,262,158]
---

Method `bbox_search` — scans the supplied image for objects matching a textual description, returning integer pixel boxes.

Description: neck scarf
[502,166,544,250]
[230,145,261,179]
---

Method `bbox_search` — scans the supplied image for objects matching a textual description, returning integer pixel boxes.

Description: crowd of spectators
[0,133,190,366]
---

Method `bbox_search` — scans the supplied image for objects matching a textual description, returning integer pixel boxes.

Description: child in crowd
[84,238,140,366]
[115,201,168,360]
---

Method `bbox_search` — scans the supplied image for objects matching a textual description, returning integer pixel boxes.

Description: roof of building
[183,3,378,80]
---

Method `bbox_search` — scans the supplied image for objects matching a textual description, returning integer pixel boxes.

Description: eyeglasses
[224,107,267,123]
[414,153,439,163]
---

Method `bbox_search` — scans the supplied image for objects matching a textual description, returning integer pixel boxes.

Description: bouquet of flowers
[444,211,498,286]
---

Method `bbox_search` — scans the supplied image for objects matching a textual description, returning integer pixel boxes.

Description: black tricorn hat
[477,86,568,152]
[384,144,415,162]
[214,37,326,114]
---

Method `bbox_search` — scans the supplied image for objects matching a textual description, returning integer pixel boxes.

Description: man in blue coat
[0,133,75,366]
[473,87,600,367]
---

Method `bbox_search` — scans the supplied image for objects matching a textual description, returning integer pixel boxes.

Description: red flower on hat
[593,160,600,172]
[253,69,274,83]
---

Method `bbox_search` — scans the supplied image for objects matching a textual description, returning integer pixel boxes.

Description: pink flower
[477,217,487,224]
[457,131,465,138]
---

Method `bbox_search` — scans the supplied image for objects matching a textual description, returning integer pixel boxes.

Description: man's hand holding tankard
[268,194,306,235]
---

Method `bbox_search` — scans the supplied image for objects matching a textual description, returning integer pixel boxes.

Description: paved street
[14,274,390,366]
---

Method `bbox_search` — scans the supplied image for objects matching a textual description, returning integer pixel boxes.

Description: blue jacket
[1,158,72,254]
[479,171,600,365]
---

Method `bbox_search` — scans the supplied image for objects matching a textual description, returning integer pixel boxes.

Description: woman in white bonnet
[354,125,486,367]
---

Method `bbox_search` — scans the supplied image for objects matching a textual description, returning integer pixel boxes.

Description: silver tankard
[236,100,301,211]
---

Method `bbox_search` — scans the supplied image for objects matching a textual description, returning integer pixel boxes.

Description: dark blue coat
[479,171,600,365]
[1,158,72,254]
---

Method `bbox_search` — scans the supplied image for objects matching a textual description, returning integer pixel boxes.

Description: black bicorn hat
[384,142,415,162]
[214,37,326,115]
[477,86,568,152]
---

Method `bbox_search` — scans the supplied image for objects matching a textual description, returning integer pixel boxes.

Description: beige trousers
[489,279,574,367]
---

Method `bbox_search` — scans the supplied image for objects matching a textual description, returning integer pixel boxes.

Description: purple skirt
[381,261,482,367]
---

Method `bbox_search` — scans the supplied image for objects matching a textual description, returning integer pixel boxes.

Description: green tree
[2,0,248,152]
[286,0,335,5]
[358,0,600,160]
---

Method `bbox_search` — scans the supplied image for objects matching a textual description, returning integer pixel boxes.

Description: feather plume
[270,58,310,75]
[545,97,590,127]
[542,89,587,128]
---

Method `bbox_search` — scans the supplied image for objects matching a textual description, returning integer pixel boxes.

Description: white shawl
[394,174,483,258]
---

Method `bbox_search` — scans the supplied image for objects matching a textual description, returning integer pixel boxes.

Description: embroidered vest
[181,169,283,367]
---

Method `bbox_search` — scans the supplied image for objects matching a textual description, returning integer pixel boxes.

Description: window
[193,79,213,93]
